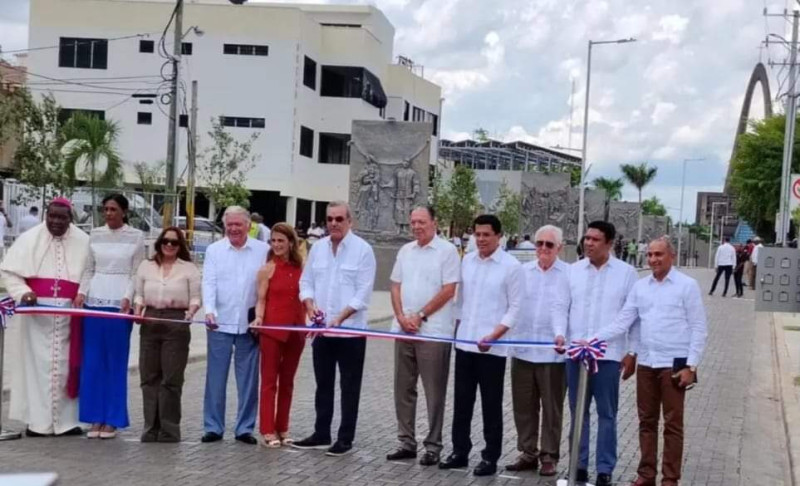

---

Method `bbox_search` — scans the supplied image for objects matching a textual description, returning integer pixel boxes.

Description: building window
[139,40,154,53]
[304,56,317,90]
[430,113,439,136]
[300,126,314,158]
[318,132,351,165]
[223,44,269,56]
[58,37,108,69]
[320,66,387,109]
[179,114,188,127]
[137,112,152,125]
[403,101,410,121]
[412,106,425,122]
[181,42,193,55]
[58,108,105,125]
[220,116,265,129]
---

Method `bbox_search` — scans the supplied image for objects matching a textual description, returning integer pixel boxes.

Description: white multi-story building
[26,0,442,226]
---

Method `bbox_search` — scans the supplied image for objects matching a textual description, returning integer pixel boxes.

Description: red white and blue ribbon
[0,303,558,349]
[0,296,15,329]
[566,338,608,373]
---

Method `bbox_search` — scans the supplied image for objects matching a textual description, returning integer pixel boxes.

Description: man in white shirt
[637,239,648,268]
[506,225,568,477]
[294,201,376,456]
[386,206,460,466]
[201,206,269,445]
[18,206,40,235]
[439,214,523,477]
[709,236,735,297]
[552,220,639,486]
[516,234,536,250]
[750,237,764,289]
[593,237,707,486]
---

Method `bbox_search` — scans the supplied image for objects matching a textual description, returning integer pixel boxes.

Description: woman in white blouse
[77,194,145,439]
[134,227,201,443]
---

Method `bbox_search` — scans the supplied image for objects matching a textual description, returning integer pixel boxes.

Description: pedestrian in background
[709,237,735,297]
[251,223,306,448]
[733,243,747,298]
[18,206,40,234]
[77,194,145,439]
[134,227,201,442]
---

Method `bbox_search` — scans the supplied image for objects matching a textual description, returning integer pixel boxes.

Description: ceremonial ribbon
[566,338,608,374]
[3,304,558,349]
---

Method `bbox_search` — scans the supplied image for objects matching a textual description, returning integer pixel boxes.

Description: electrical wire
[0,32,158,55]
[2,63,152,92]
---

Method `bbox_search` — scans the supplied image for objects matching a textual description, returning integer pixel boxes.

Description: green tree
[729,115,797,239]
[593,176,624,221]
[569,166,581,187]
[198,117,259,224]
[434,165,480,236]
[62,113,123,224]
[131,160,166,194]
[494,179,521,235]
[11,93,74,207]
[473,127,490,142]
[0,82,28,149]
[621,162,658,242]
[641,195,667,216]
[430,171,451,224]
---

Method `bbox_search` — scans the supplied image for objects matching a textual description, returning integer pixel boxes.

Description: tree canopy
[431,165,481,235]
[641,195,667,216]
[593,176,624,221]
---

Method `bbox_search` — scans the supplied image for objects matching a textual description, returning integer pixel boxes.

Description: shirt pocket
[312,262,329,282]
[340,264,359,288]
[657,302,684,321]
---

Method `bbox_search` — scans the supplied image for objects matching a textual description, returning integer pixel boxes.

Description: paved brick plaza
[0,269,791,485]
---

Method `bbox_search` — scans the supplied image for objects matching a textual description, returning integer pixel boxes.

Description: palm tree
[621,162,658,243]
[593,176,624,222]
[62,113,122,224]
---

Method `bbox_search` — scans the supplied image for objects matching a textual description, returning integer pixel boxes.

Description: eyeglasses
[162,239,180,247]
[327,216,346,223]
[535,240,556,249]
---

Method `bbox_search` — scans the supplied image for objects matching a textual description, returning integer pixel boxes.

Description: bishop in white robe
[0,199,90,436]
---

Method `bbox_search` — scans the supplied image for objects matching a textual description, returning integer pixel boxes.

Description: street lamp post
[576,38,636,243]
[677,158,705,267]
[707,201,728,269]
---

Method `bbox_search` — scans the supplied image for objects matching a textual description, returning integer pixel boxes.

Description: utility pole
[778,11,799,246]
[568,77,576,149]
[678,158,705,267]
[163,0,184,228]
[187,79,198,246]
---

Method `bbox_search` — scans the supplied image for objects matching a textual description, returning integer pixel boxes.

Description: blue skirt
[78,305,133,428]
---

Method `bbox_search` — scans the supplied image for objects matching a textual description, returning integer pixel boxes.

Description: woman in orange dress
[250,223,306,447]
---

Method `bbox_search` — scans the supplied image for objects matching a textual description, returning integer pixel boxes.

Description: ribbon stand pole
[0,326,21,441]
[558,364,592,486]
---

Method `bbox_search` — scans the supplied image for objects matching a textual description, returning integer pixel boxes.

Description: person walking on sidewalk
[250,223,306,448]
[505,225,569,477]
[77,194,145,440]
[439,214,523,477]
[201,206,269,445]
[293,201,377,457]
[552,220,639,486]
[750,238,763,289]
[709,237,735,297]
[733,244,747,298]
[134,227,201,442]
[593,237,707,486]
[385,206,460,467]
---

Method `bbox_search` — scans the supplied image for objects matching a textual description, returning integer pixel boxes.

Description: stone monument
[348,120,432,290]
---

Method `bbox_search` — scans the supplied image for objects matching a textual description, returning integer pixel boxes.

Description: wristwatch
[626,351,637,357]
[418,311,428,322]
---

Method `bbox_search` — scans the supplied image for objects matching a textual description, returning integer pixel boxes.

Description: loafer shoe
[597,473,613,486]
[473,460,497,477]
[505,456,538,472]
[235,433,257,445]
[325,441,353,456]
[291,435,332,450]
[386,448,417,461]
[540,462,558,476]
[201,432,223,443]
[438,453,468,469]
[419,451,439,466]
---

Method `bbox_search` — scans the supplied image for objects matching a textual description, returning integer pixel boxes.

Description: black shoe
[57,427,83,437]
[235,433,257,445]
[25,428,49,438]
[473,460,497,476]
[438,453,468,469]
[201,432,223,443]
[291,435,332,450]
[505,456,538,471]
[419,451,440,466]
[576,469,589,482]
[596,472,613,486]
[141,432,158,443]
[386,448,417,460]
[325,441,353,456]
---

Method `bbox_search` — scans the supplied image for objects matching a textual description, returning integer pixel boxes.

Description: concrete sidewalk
[768,311,800,486]
[0,291,394,395]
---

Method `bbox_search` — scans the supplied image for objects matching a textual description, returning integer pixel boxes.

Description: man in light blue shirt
[201,206,268,445]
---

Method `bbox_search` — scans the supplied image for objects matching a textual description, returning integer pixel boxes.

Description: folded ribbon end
[566,338,608,374]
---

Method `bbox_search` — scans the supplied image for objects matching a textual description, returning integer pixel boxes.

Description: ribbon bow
[0,296,16,329]
[567,338,607,374]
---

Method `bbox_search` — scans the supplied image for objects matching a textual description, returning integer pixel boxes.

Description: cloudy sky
[0,0,791,221]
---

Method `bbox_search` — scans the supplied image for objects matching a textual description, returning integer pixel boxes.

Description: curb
[771,312,800,486]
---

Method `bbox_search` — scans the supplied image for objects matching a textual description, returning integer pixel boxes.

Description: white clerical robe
[0,223,89,434]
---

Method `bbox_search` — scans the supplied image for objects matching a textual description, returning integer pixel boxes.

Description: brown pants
[636,366,686,483]
[510,359,567,463]
[139,309,191,442]
[394,340,451,454]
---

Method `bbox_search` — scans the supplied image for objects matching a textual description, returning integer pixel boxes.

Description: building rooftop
[438,138,581,172]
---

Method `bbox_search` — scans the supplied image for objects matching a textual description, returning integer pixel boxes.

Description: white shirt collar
[225,237,253,251]
[477,245,504,263]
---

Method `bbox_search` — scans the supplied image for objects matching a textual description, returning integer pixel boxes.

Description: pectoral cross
[51,280,61,298]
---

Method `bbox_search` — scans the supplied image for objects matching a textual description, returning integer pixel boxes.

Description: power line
[1,63,151,92]
[0,32,158,55]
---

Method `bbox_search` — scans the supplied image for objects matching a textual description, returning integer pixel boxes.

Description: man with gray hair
[506,225,569,477]
[294,201,377,456]
[201,206,269,444]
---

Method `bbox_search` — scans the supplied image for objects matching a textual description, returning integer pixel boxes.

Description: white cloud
[652,14,689,44]
[651,101,677,125]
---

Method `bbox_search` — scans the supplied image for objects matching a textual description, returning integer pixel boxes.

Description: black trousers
[312,336,367,444]
[710,265,733,295]
[734,270,744,296]
[452,348,506,463]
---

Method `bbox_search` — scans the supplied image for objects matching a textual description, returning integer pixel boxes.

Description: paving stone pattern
[0,269,789,485]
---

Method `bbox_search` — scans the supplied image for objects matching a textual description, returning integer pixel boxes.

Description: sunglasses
[162,238,180,247]
[535,240,556,249]
[327,216,346,223]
